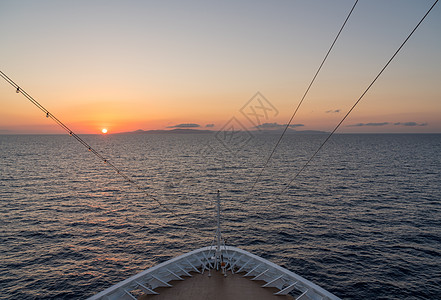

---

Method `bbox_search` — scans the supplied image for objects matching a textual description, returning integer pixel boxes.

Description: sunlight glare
[101,128,108,134]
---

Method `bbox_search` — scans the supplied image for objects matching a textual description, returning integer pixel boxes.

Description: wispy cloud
[326,109,341,113]
[167,123,201,128]
[348,121,428,127]
[205,124,215,128]
[255,122,304,129]
[394,122,428,127]
[348,122,390,127]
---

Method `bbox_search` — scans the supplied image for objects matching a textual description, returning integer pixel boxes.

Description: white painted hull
[88,246,340,300]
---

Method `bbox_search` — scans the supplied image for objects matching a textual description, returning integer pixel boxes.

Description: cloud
[326,109,341,113]
[205,124,215,128]
[348,122,390,127]
[255,122,304,129]
[348,121,428,127]
[394,122,428,127]
[167,123,201,128]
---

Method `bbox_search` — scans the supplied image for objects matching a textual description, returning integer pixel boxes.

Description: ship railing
[87,246,341,300]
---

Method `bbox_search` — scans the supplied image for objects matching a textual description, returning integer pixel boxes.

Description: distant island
[117,128,328,134]
[255,129,328,134]
[118,128,214,134]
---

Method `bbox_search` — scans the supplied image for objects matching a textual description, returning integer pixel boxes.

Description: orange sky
[1,1,440,134]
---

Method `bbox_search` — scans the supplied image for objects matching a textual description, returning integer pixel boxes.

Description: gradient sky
[1,0,440,134]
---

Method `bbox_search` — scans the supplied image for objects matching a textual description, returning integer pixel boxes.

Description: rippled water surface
[1,133,440,299]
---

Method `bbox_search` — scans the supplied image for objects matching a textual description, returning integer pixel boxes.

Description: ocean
[1,133,440,299]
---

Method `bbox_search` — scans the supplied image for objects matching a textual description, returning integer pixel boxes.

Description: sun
[101,128,108,134]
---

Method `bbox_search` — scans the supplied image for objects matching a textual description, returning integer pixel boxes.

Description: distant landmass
[117,128,328,134]
[119,128,214,134]
[254,129,328,135]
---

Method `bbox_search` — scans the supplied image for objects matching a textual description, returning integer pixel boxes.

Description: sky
[1,0,440,134]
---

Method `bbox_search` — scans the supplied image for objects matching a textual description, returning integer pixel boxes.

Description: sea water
[1,133,440,299]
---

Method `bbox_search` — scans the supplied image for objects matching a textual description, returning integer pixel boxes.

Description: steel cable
[0,70,180,219]
[248,0,359,195]
[279,0,439,194]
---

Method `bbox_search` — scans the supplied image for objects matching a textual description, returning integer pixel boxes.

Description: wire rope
[248,0,359,194]
[279,0,439,194]
[0,70,180,219]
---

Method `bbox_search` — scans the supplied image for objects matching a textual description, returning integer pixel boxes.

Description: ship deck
[139,269,294,300]
[87,246,340,300]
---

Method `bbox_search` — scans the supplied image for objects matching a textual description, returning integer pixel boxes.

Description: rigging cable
[248,0,359,194]
[0,70,179,219]
[279,0,439,194]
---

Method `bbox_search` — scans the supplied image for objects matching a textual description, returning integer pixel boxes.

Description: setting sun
[101,128,108,134]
